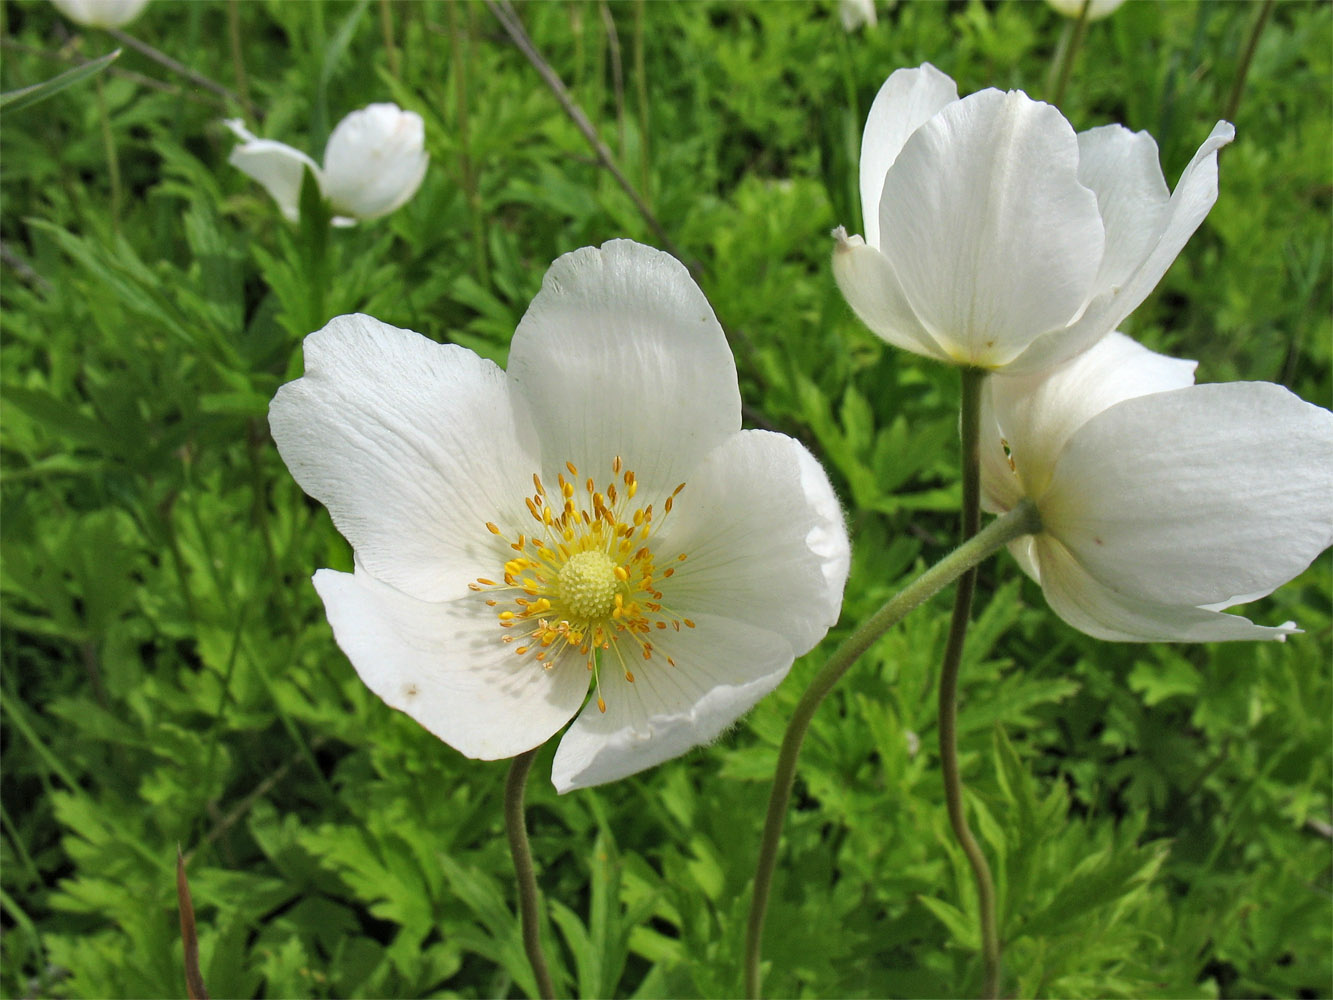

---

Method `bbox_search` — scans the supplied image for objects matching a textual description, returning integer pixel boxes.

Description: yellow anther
[597,696,606,713]
[566,461,579,476]
[533,473,545,495]
[683,619,696,628]
[499,611,515,620]
[486,522,501,535]
[614,565,629,582]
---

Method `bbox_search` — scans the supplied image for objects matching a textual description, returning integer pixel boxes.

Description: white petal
[269,314,537,603]
[979,377,1024,515]
[838,0,877,32]
[1034,536,1300,642]
[322,104,429,221]
[1075,125,1171,299]
[1043,381,1333,608]
[876,89,1106,367]
[1046,0,1126,20]
[658,430,850,658]
[858,64,958,247]
[550,613,794,791]
[989,332,1197,501]
[315,568,589,759]
[507,240,741,499]
[831,229,950,361]
[1017,121,1235,374]
[50,0,149,28]
[226,122,321,223]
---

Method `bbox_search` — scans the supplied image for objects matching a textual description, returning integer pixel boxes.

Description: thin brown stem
[484,0,696,275]
[105,27,248,113]
[1223,0,1275,124]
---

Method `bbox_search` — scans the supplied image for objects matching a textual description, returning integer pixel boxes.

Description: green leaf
[0,49,120,113]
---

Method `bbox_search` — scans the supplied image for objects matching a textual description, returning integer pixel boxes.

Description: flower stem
[94,73,121,235]
[505,747,556,1000]
[1047,0,1092,108]
[1223,0,1274,124]
[938,368,1001,999]
[742,495,1040,999]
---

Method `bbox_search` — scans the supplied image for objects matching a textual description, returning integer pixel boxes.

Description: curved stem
[505,747,556,1000]
[1047,0,1092,108]
[1223,0,1274,124]
[742,496,1040,999]
[938,368,1000,997]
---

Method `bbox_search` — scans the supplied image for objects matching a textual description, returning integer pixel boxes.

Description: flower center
[470,458,694,712]
[558,550,619,619]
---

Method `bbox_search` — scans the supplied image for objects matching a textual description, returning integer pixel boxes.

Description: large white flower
[49,0,149,28]
[270,240,850,791]
[226,103,427,226]
[980,332,1333,641]
[832,64,1234,373]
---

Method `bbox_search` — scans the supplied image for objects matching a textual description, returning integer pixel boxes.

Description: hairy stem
[937,368,1001,998]
[505,747,556,1000]
[742,492,1040,998]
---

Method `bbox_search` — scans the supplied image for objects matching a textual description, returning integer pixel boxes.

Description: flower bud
[49,0,149,28]
[320,104,429,223]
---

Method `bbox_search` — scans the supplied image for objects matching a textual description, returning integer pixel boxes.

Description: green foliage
[2,1,1329,998]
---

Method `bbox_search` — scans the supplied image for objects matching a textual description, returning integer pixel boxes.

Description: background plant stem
[743,493,1040,999]
[1047,0,1092,107]
[505,747,556,1000]
[937,367,1001,999]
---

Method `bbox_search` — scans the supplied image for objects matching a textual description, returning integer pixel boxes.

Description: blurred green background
[2,1,1329,997]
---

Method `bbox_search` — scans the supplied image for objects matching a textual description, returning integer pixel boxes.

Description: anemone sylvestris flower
[980,332,1333,641]
[50,0,149,27]
[226,103,427,226]
[838,0,877,32]
[270,241,850,791]
[833,64,1233,374]
[1045,0,1125,20]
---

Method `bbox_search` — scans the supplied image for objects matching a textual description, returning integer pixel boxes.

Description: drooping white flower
[832,63,1233,374]
[838,0,877,32]
[49,0,149,28]
[980,332,1333,642]
[1045,0,1126,20]
[225,103,427,226]
[269,240,850,791]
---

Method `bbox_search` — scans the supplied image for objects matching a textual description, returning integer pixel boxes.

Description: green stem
[938,368,1001,999]
[1047,0,1092,108]
[226,0,252,116]
[742,496,1040,999]
[505,747,556,1000]
[1222,0,1274,124]
[379,0,401,80]
[94,73,121,234]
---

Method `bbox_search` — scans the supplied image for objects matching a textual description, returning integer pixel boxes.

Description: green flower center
[558,550,619,620]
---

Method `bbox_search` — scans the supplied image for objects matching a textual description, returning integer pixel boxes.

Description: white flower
[225,103,427,226]
[838,0,877,32]
[1045,0,1126,20]
[269,240,850,791]
[832,63,1234,374]
[49,0,149,28]
[980,332,1333,642]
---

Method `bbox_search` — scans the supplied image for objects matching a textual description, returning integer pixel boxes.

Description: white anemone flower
[49,0,149,28]
[832,63,1234,374]
[1045,0,1126,20]
[269,240,851,791]
[980,332,1333,642]
[838,0,877,32]
[225,103,427,226]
